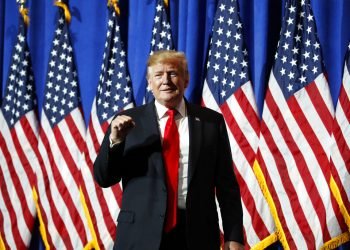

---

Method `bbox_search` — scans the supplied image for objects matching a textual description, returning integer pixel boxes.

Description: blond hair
[146,50,189,81]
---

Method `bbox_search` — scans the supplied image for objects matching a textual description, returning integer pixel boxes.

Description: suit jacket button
[160,214,165,218]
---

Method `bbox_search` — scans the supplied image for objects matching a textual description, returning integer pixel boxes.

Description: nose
[162,73,171,84]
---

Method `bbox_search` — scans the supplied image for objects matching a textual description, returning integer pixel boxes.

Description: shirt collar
[154,98,186,119]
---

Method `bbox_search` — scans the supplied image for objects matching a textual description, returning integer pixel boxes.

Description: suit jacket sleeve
[93,125,126,188]
[215,115,244,243]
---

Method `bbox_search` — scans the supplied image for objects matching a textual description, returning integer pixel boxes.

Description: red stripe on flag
[256,148,298,250]
[50,125,88,242]
[233,167,270,239]
[84,150,116,242]
[39,129,75,249]
[265,89,318,245]
[339,85,350,121]
[88,118,102,154]
[52,124,81,187]
[220,102,257,166]
[9,130,37,229]
[234,87,260,135]
[330,158,350,213]
[65,113,85,153]
[0,133,27,249]
[305,80,334,135]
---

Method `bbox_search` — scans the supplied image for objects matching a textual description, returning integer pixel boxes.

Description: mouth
[161,88,176,92]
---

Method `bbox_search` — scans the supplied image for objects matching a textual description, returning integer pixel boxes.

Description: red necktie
[162,109,179,232]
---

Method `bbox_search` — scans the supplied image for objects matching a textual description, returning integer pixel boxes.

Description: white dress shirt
[154,99,189,209]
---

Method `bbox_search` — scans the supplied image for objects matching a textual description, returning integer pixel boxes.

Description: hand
[223,241,244,250]
[110,115,135,144]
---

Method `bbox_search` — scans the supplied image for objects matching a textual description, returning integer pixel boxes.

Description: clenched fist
[110,115,135,144]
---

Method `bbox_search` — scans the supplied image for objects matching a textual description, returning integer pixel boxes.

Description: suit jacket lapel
[187,103,202,186]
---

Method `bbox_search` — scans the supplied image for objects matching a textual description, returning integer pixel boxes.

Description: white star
[299,75,306,83]
[217,28,223,35]
[215,40,222,47]
[280,68,286,75]
[301,64,308,71]
[154,16,160,23]
[303,51,310,59]
[234,33,241,40]
[285,30,291,38]
[305,39,311,47]
[241,60,248,68]
[289,5,296,13]
[239,72,246,79]
[292,47,299,54]
[219,4,225,11]
[290,59,297,66]
[220,90,226,97]
[306,26,312,34]
[281,56,287,63]
[307,14,313,22]
[288,72,294,79]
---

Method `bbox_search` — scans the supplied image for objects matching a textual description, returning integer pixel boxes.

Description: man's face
[147,63,188,108]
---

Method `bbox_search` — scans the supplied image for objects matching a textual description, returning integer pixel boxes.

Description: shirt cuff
[109,135,122,148]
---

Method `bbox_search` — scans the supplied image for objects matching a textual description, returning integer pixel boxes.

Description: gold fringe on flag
[321,232,350,250]
[330,176,350,230]
[108,0,120,16]
[251,232,279,250]
[54,0,71,24]
[253,159,290,250]
[80,188,100,250]
[0,233,5,250]
[19,6,30,26]
[32,187,50,250]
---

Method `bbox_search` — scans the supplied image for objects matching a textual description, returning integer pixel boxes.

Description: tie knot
[167,109,177,118]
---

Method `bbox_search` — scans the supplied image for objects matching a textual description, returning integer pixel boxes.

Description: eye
[154,74,162,79]
[170,72,178,77]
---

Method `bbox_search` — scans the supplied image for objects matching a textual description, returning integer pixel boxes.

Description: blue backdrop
[2,0,350,119]
[1,0,350,249]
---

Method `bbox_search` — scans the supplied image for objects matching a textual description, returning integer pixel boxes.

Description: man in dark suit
[94,50,244,250]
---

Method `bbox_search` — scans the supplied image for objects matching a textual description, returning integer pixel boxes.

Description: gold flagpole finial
[108,0,120,16]
[55,0,72,23]
[19,0,30,26]
[164,0,169,9]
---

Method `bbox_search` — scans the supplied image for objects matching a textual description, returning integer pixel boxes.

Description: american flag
[256,0,348,248]
[144,0,174,103]
[0,15,39,250]
[81,3,134,249]
[329,43,350,230]
[36,4,92,249]
[201,0,276,248]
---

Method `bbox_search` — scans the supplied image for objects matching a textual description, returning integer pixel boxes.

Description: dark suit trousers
[159,209,188,250]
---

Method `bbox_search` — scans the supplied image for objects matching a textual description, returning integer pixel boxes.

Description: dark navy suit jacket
[94,101,243,250]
